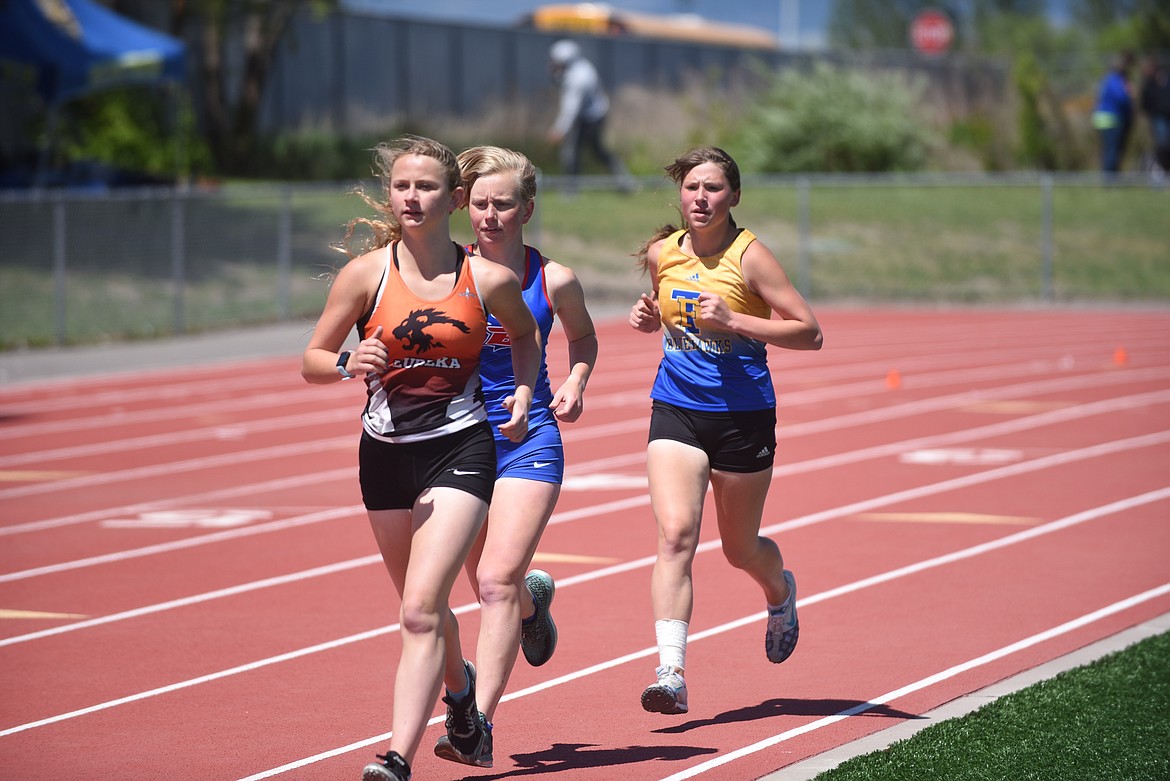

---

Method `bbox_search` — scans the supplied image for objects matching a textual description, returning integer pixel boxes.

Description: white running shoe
[641,665,688,714]
[765,569,799,664]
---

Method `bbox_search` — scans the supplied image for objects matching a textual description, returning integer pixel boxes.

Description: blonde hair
[457,145,538,207]
[635,145,741,274]
[338,135,461,257]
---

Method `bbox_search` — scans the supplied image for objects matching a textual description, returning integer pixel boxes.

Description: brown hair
[457,145,538,206]
[634,145,741,274]
[337,135,461,257]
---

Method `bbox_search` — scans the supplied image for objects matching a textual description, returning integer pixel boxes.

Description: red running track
[1,308,1169,780]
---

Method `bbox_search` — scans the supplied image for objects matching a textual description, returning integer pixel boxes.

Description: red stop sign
[910,9,953,56]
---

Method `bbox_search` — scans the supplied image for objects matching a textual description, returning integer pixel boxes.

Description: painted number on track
[101,509,273,529]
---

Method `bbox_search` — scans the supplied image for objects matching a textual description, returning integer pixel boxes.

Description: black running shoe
[521,569,558,666]
[434,711,493,768]
[441,660,483,756]
[362,749,411,781]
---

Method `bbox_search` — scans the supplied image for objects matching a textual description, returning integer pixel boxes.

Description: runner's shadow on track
[653,698,924,734]
[452,742,718,779]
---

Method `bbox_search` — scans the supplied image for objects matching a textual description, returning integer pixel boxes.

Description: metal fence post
[52,195,66,345]
[797,177,811,297]
[1041,174,1054,302]
[171,188,186,334]
[531,170,543,247]
[278,187,292,320]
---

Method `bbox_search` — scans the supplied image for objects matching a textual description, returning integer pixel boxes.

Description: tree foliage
[115,0,335,174]
[828,0,1169,172]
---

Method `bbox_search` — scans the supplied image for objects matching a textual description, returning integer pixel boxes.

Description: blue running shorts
[495,419,564,484]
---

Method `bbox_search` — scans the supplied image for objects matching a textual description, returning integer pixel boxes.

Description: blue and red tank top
[357,242,488,443]
[471,244,556,440]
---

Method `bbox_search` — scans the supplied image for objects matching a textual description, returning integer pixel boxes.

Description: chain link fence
[1,173,1166,350]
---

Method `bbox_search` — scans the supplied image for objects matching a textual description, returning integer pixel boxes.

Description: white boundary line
[657,583,1170,781]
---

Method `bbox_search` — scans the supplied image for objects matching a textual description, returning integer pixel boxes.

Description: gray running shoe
[433,711,493,768]
[641,665,688,714]
[362,749,411,781]
[521,569,558,667]
[765,569,799,664]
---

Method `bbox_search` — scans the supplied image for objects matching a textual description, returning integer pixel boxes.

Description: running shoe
[641,665,688,714]
[362,749,411,781]
[438,660,487,761]
[521,569,558,667]
[765,569,799,664]
[433,711,493,768]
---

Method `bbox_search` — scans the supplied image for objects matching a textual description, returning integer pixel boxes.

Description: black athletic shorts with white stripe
[648,399,776,473]
[358,422,496,510]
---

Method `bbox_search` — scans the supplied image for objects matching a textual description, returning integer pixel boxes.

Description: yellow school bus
[520,3,780,51]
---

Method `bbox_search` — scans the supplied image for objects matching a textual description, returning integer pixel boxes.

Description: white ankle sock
[655,619,688,673]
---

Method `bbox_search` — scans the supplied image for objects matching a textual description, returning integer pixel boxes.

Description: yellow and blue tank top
[652,228,775,412]
[472,245,556,441]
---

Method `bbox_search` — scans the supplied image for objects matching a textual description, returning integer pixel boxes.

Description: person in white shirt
[546,39,635,192]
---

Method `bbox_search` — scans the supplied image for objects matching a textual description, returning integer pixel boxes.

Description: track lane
[1,309,1168,780]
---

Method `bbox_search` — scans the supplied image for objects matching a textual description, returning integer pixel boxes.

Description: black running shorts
[648,400,776,473]
[358,422,496,510]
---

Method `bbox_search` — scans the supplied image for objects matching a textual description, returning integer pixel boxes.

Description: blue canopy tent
[0,0,187,186]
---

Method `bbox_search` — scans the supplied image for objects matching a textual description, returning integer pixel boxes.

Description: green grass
[2,178,1167,348]
[814,630,1170,781]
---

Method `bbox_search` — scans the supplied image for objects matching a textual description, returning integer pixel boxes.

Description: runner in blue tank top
[477,244,558,439]
[434,146,598,769]
[629,146,822,717]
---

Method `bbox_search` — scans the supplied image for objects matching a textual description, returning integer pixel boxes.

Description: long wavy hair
[336,135,462,259]
[635,145,741,274]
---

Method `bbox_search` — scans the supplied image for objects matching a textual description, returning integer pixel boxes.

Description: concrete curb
[761,611,1170,780]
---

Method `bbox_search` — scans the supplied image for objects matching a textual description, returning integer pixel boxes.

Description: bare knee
[658,518,700,561]
[476,564,521,608]
[722,535,777,572]
[399,597,442,637]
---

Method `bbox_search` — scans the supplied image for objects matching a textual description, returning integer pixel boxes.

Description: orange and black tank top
[357,242,489,443]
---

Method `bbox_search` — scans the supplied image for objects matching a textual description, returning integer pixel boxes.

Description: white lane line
[235,488,1170,780]
[2,390,1166,585]
[4,483,1166,758]
[4,363,1166,501]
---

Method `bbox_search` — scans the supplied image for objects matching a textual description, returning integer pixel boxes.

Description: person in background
[546,38,636,193]
[301,135,540,781]
[1093,51,1136,176]
[628,145,822,716]
[1139,54,1170,179]
[433,145,598,769]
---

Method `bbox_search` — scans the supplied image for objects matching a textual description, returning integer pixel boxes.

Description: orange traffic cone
[1113,346,1128,367]
[885,369,902,390]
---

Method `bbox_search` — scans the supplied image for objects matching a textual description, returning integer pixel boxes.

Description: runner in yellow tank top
[629,145,823,716]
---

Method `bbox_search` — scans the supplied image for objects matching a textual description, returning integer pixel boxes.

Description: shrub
[64,86,211,180]
[733,62,933,174]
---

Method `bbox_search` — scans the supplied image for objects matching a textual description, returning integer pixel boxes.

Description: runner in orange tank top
[301,136,540,781]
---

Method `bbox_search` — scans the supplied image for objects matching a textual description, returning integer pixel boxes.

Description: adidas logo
[756,446,771,458]
[686,272,700,282]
